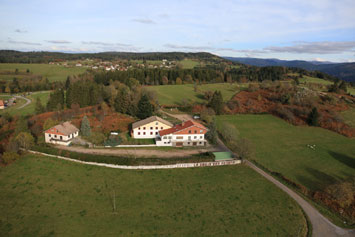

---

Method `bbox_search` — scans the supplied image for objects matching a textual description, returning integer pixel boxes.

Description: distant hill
[0,50,222,64]
[224,57,355,82]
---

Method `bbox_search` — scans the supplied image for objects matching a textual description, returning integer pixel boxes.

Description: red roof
[159,120,207,136]
[0,100,4,106]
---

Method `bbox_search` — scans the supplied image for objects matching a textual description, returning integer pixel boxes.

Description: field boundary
[27,150,241,169]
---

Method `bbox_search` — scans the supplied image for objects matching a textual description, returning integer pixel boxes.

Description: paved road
[164,110,355,237]
[15,95,31,109]
[245,160,355,237]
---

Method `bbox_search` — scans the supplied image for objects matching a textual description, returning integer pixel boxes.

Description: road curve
[15,95,31,109]
[245,160,355,237]
[164,110,355,236]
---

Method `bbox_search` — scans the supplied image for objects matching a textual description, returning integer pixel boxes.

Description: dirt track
[57,145,214,158]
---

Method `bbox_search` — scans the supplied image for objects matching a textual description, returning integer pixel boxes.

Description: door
[176,142,183,147]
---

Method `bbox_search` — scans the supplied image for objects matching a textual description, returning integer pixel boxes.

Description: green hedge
[32,145,214,166]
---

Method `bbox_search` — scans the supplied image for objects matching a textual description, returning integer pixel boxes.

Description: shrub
[1,152,20,165]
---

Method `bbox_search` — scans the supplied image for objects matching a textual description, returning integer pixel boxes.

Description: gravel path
[15,95,31,109]
[57,145,214,158]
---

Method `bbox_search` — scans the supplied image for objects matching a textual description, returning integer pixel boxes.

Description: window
[155,127,158,130]
[143,132,146,135]
[200,130,203,133]
[143,127,146,130]
[188,142,190,145]
[188,136,191,140]
[150,132,153,135]
[200,136,203,139]
[188,130,191,133]
[138,127,140,130]
[199,142,202,144]
[168,136,172,139]
[49,134,51,137]
[156,122,158,125]
[194,136,197,139]
[163,136,167,139]
[156,132,158,135]
[161,127,163,129]
[54,135,57,138]
[194,130,197,133]
[150,127,153,130]
[60,136,63,140]
[176,136,183,139]
[138,132,140,135]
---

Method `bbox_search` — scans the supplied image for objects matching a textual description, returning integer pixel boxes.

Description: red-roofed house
[45,122,79,146]
[0,100,4,110]
[156,120,208,147]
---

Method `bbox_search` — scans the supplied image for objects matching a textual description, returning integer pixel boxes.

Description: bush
[273,105,296,124]
[1,152,20,165]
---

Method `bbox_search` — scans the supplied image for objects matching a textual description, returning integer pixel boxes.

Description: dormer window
[188,130,191,133]
[156,122,158,125]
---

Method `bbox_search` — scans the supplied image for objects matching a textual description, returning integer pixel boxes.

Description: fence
[27,150,241,170]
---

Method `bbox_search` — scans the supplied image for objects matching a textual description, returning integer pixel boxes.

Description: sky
[0,0,355,62]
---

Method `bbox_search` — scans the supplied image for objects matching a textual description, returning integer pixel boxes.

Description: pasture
[216,114,355,192]
[146,83,244,105]
[0,63,87,82]
[0,154,308,236]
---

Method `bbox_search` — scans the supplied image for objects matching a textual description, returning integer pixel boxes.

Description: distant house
[0,100,4,109]
[156,120,208,147]
[45,122,79,146]
[131,116,173,139]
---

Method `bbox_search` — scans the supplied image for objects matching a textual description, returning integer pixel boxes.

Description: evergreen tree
[35,97,45,114]
[208,91,223,115]
[307,107,319,126]
[205,117,217,144]
[114,88,130,114]
[137,94,153,119]
[65,76,71,89]
[81,115,91,137]
[14,117,29,136]
[47,88,64,111]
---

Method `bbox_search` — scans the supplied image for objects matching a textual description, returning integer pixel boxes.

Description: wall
[133,120,172,139]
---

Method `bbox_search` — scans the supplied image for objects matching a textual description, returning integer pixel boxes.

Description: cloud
[8,39,41,46]
[81,41,140,52]
[264,41,355,54]
[14,29,27,33]
[82,41,131,47]
[132,18,155,24]
[164,44,214,51]
[46,40,71,44]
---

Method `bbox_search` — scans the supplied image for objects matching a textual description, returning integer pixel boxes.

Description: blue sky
[1,0,355,62]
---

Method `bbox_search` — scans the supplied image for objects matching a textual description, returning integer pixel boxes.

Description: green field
[0,154,308,236]
[216,114,355,192]
[341,108,355,128]
[146,83,243,105]
[0,63,87,82]
[0,91,51,116]
[179,59,200,69]
[299,76,333,85]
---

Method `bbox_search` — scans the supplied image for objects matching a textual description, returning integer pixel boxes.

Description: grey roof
[132,116,173,129]
[46,121,79,136]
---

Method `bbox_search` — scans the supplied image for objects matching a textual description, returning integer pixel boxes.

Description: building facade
[45,122,79,146]
[131,116,173,139]
[0,100,4,110]
[156,120,208,147]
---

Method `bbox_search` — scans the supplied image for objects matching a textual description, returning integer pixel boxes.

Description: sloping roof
[132,116,173,129]
[45,122,79,136]
[159,120,207,136]
[0,100,4,106]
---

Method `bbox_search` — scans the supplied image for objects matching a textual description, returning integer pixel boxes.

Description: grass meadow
[146,83,245,105]
[0,63,87,82]
[216,114,355,192]
[0,154,308,236]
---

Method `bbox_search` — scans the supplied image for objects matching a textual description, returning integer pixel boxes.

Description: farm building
[131,116,173,139]
[44,122,79,146]
[0,100,4,109]
[156,120,208,147]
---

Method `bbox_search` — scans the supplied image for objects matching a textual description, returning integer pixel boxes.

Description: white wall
[156,134,206,146]
[45,131,79,146]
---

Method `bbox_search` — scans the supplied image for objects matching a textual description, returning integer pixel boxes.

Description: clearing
[0,154,307,236]
[0,63,87,82]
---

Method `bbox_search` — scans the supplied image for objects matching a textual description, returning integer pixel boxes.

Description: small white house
[131,116,173,139]
[45,122,79,146]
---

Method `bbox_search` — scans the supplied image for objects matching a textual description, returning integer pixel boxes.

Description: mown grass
[216,114,355,192]
[146,83,243,105]
[0,63,87,82]
[179,59,200,69]
[0,154,308,236]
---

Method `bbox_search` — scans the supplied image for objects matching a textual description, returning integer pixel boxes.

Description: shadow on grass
[328,151,355,169]
[296,167,339,191]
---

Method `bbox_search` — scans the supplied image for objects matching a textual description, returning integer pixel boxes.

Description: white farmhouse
[131,116,173,139]
[45,122,79,146]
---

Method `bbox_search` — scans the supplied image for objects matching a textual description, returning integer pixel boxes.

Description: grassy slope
[0,63,87,82]
[180,59,200,69]
[216,114,355,191]
[0,91,51,116]
[341,108,355,128]
[146,83,243,105]
[0,154,307,236]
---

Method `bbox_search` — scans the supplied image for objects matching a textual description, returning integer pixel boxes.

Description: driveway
[15,95,31,109]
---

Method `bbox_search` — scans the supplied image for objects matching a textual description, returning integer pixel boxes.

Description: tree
[26,68,30,73]
[307,107,319,126]
[114,88,130,114]
[15,132,34,150]
[1,152,20,165]
[35,97,45,114]
[176,77,182,85]
[208,91,223,115]
[137,94,153,119]
[205,118,217,144]
[81,115,91,137]
[43,118,58,131]
[162,76,169,85]
[47,88,65,111]
[14,117,29,136]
